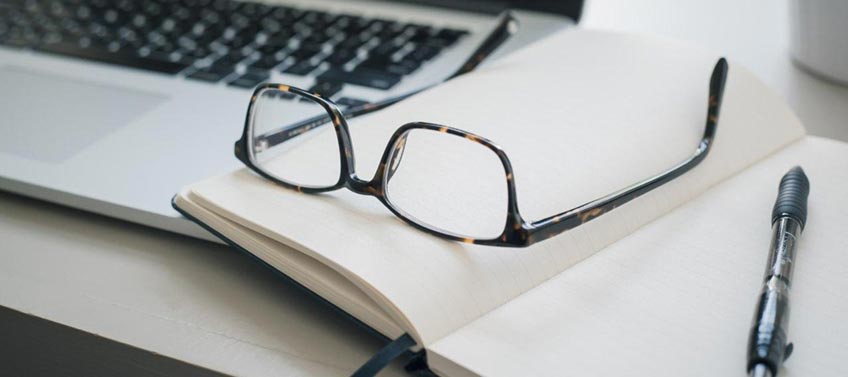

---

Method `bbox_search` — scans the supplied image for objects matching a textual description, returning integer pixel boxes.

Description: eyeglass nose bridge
[345,176,385,197]
[339,124,414,204]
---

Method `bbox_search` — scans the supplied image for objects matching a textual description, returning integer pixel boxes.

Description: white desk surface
[3,1,847,376]
[582,0,848,143]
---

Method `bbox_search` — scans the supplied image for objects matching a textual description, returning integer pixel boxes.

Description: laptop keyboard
[0,0,469,94]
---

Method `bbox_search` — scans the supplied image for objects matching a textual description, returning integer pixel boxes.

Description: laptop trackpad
[0,67,167,163]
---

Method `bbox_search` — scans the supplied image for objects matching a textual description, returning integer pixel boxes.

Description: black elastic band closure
[352,333,417,377]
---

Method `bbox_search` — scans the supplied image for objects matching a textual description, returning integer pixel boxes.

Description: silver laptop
[0,0,582,241]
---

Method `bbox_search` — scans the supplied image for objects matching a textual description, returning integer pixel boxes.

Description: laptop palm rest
[0,66,167,163]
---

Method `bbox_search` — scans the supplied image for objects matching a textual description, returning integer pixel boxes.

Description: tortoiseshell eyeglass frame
[234,14,729,247]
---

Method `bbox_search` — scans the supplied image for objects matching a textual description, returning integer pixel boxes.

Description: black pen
[747,166,810,377]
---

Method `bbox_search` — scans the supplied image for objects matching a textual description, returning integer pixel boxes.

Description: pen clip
[784,342,794,361]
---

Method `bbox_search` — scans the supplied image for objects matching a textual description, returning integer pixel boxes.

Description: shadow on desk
[0,305,227,377]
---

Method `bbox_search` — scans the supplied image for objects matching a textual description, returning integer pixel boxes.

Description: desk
[3,1,847,376]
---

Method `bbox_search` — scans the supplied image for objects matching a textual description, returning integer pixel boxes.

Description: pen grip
[747,284,791,376]
[771,166,810,228]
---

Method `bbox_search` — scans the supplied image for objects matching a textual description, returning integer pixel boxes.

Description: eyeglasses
[234,13,729,247]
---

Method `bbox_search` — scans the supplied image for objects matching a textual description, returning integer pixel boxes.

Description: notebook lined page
[187,30,804,345]
[429,137,848,376]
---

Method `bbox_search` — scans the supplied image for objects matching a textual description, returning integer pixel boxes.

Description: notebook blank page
[429,137,848,376]
[174,189,405,339]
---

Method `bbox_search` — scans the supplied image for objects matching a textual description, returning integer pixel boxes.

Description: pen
[747,166,810,377]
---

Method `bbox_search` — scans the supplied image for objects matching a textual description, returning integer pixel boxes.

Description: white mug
[790,0,848,85]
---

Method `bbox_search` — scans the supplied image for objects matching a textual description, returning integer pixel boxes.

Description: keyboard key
[289,45,321,61]
[146,50,188,65]
[358,57,391,71]
[386,59,420,75]
[307,81,343,98]
[258,42,285,56]
[401,24,429,36]
[336,36,368,51]
[369,19,397,32]
[326,48,357,67]
[375,25,404,40]
[240,2,271,19]
[183,46,213,59]
[215,50,251,65]
[302,31,332,46]
[407,27,434,44]
[205,61,236,75]
[265,30,294,46]
[187,60,235,82]
[433,28,468,47]
[370,41,405,58]
[220,35,251,51]
[406,44,440,62]
[268,6,293,21]
[227,71,270,88]
[283,60,320,75]
[318,67,400,90]
[187,69,228,82]
[361,54,418,76]
[342,18,370,35]
[250,55,285,70]
[37,42,189,75]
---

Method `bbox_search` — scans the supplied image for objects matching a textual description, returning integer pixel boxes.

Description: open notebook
[174,30,848,376]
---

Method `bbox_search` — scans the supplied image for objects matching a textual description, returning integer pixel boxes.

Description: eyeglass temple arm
[525,58,728,243]
[253,112,333,151]
[254,12,519,149]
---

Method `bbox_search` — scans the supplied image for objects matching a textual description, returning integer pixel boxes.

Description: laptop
[0,0,583,241]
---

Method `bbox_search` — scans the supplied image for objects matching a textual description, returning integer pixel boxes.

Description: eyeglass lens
[384,128,509,239]
[250,88,341,189]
